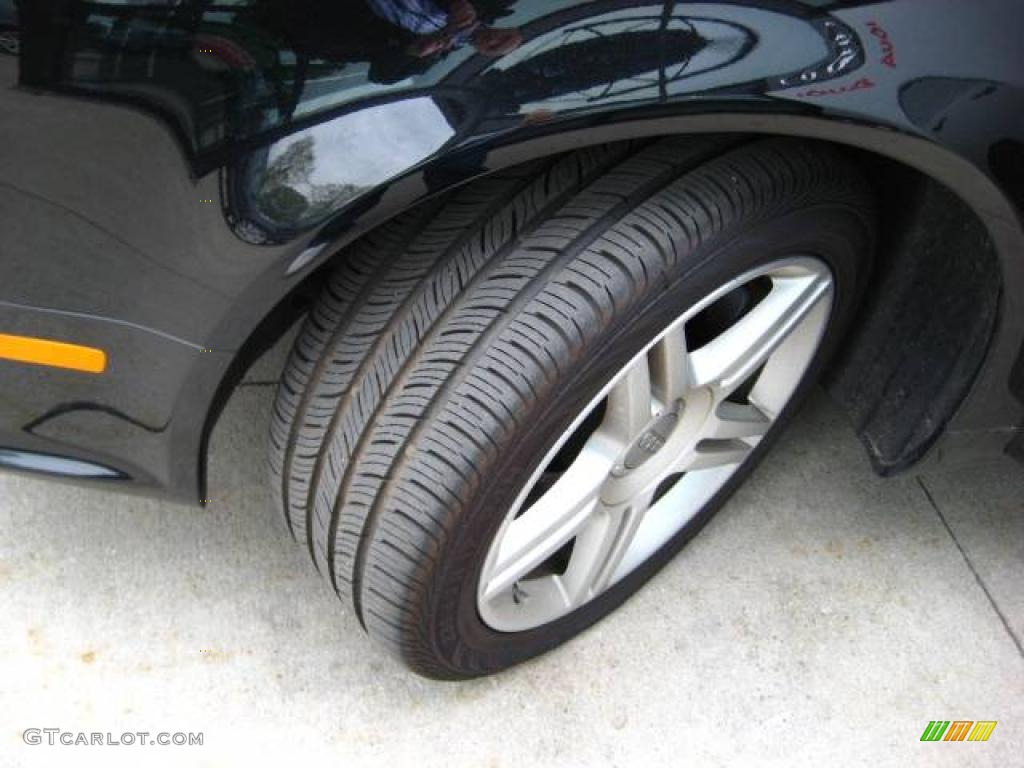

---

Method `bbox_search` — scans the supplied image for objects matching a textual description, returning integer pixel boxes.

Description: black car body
[1,0,1022,504]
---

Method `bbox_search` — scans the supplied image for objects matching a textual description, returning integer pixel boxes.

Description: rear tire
[269,136,874,678]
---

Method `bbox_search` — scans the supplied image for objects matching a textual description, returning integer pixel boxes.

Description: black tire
[269,136,874,678]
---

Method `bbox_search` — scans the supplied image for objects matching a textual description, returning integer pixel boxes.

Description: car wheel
[269,136,874,678]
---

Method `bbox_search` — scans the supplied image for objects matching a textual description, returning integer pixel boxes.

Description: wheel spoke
[602,352,653,441]
[688,273,831,397]
[565,489,656,604]
[481,431,620,601]
[703,401,771,441]
[684,438,754,470]
[649,324,690,410]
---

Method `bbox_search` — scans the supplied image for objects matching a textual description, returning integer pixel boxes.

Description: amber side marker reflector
[0,333,107,374]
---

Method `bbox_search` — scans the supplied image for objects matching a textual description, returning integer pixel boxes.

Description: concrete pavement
[1,341,1022,767]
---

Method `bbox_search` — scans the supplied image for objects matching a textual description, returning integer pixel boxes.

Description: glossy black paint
[0,0,1021,502]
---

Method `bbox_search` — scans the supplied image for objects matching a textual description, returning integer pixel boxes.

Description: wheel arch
[196,111,1024,502]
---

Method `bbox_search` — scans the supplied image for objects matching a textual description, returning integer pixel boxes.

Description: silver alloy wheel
[477,257,834,632]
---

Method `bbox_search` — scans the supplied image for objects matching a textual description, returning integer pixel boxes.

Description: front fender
[1,0,1022,501]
